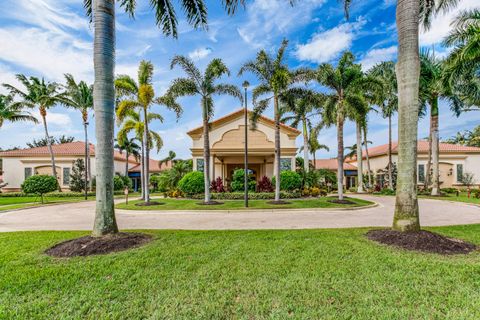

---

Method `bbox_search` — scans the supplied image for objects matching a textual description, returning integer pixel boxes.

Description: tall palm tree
[3,75,64,192]
[239,39,297,203]
[167,56,242,204]
[369,61,398,190]
[306,130,330,166]
[0,94,38,128]
[420,50,464,196]
[84,0,236,236]
[280,89,324,172]
[159,150,176,168]
[115,136,141,177]
[60,74,94,193]
[308,52,371,199]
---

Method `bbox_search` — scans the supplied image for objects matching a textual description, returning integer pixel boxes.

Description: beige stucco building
[187,109,300,184]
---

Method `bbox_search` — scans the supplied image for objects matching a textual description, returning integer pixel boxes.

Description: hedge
[190,191,303,200]
[178,171,205,195]
[0,191,124,198]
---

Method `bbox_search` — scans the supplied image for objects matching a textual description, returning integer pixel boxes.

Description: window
[63,167,70,186]
[24,167,32,180]
[280,158,292,171]
[418,164,425,183]
[196,159,204,173]
[456,164,463,183]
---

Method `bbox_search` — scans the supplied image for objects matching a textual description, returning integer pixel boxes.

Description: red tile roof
[129,159,172,172]
[347,140,480,162]
[315,159,357,171]
[0,141,139,163]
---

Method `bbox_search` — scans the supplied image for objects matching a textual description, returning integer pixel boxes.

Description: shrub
[210,177,225,193]
[113,175,125,191]
[0,191,124,197]
[164,188,184,198]
[378,188,395,196]
[230,169,256,192]
[302,170,321,188]
[272,171,302,191]
[121,175,133,190]
[178,171,205,195]
[69,159,87,192]
[21,175,58,203]
[257,176,273,192]
[190,191,302,200]
[441,187,457,194]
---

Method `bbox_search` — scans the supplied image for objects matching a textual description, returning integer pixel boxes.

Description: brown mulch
[135,201,165,206]
[366,229,477,255]
[196,201,224,205]
[267,200,291,205]
[45,232,152,257]
[328,199,355,205]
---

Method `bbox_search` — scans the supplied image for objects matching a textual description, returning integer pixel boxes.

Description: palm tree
[280,89,324,172]
[308,52,372,199]
[0,94,38,128]
[3,75,64,192]
[159,151,176,168]
[167,56,242,204]
[306,130,330,167]
[84,0,237,236]
[239,39,297,203]
[115,136,141,177]
[420,50,464,196]
[369,61,398,190]
[60,74,94,193]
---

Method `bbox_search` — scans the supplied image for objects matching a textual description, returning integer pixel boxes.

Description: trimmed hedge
[178,171,205,195]
[272,171,302,191]
[0,191,124,197]
[190,191,302,200]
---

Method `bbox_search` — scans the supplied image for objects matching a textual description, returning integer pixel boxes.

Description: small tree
[460,172,475,189]
[230,169,256,192]
[69,159,87,192]
[178,171,205,195]
[21,175,58,203]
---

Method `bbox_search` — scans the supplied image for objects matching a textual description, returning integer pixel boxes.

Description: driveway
[0,195,479,232]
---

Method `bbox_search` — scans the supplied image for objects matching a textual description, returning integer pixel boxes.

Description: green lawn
[116,196,373,210]
[419,192,480,205]
[1,226,480,319]
[0,196,91,211]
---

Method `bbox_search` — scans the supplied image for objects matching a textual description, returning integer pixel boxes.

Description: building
[187,108,300,184]
[0,141,166,192]
[347,140,480,188]
[314,159,358,189]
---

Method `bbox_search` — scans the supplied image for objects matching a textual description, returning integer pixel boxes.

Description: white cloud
[188,47,213,61]
[33,110,73,128]
[296,19,366,64]
[420,0,478,46]
[359,46,397,71]
[237,0,327,48]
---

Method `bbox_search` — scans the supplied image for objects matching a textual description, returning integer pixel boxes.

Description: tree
[420,49,463,196]
[84,0,239,236]
[0,94,38,128]
[459,172,475,189]
[69,159,87,193]
[115,137,141,177]
[369,61,398,190]
[239,39,296,203]
[304,127,330,166]
[281,89,324,173]
[3,75,64,192]
[26,136,75,148]
[167,56,242,203]
[445,125,480,147]
[159,150,176,168]
[21,175,58,204]
[115,60,181,204]
[60,74,94,194]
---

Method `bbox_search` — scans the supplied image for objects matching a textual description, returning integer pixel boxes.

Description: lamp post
[243,81,250,208]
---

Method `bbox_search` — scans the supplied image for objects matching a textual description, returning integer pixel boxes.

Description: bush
[69,159,87,192]
[230,169,256,192]
[190,191,302,200]
[164,188,184,198]
[301,170,321,188]
[0,191,124,197]
[121,175,133,190]
[210,177,225,193]
[21,175,58,203]
[113,175,125,191]
[257,176,273,192]
[441,188,458,194]
[377,188,395,196]
[178,171,205,195]
[272,171,302,191]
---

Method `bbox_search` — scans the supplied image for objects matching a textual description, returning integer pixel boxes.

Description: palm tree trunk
[393,0,421,232]
[302,118,309,172]
[356,122,364,193]
[202,98,211,203]
[140,143,145,199]
[274,95,281,202]
[337,116,344,201]
[40,109,61,192]
[388,114,393,190]
[143,108,150,203]
[430,97,440,196]
[125,150,129,178]
[363,127,372,189]
[84,121,88,199]
[425,117,432,190]
[92,0,118,236]
[312,150,316,168]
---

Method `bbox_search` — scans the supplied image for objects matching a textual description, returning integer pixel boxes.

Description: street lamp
[243,81,250,208]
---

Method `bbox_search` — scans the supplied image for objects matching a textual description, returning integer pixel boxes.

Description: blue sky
[0,0,478,159]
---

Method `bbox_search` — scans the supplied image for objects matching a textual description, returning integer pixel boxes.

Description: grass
[116,196,373,210]
[419,192,480,205]
[1,225,480,319]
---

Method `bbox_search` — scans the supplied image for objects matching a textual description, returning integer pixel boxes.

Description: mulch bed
[135,201,165,206]
[45,232,152,257]
[328,199,355,205]
[196,201,224,205]
[366,229,477,255]
[267,200,291,205]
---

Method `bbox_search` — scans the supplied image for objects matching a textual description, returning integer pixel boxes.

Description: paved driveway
[0,195,479,232]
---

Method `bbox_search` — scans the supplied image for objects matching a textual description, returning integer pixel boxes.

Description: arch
[212,125,274,150]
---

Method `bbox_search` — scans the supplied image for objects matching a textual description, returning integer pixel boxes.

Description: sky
[0,0,479,160]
